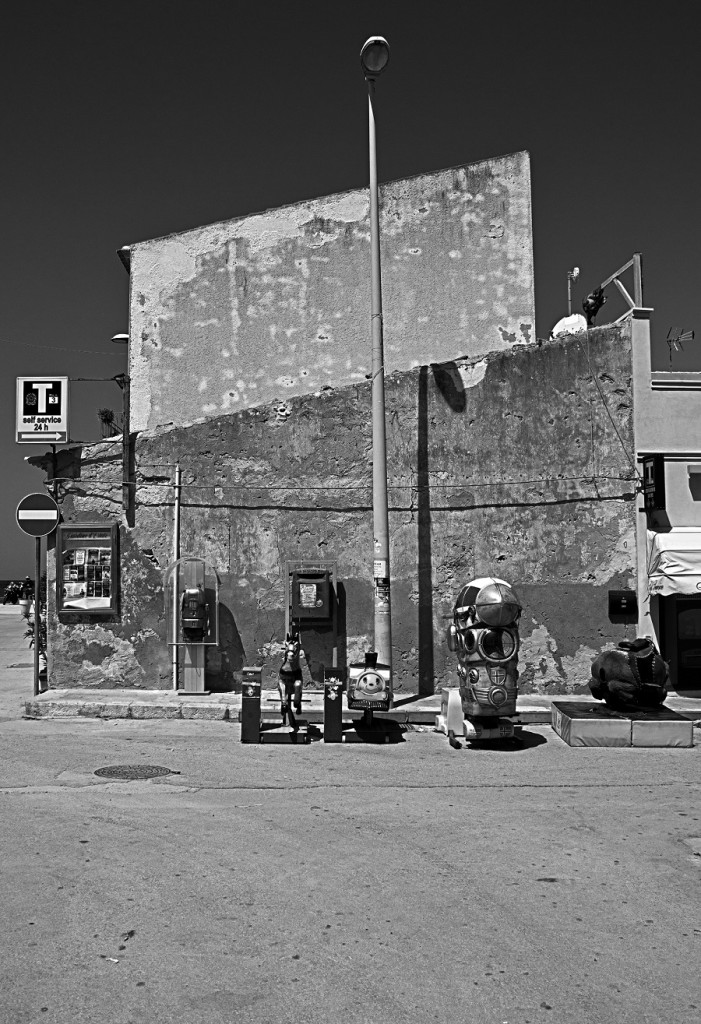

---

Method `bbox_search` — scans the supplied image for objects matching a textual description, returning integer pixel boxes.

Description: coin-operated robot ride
[436,576,522,748]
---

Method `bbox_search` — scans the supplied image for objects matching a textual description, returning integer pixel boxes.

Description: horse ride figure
[278,632,304,728]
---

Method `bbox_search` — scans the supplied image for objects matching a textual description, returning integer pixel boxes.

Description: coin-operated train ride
[436,577,522,748]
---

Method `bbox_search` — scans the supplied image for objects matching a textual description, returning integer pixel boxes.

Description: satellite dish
[551,313,588,338]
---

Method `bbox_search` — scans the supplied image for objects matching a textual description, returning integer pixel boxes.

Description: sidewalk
[4,607,701,726]
[21,687,701,726]
[0,604,37,722]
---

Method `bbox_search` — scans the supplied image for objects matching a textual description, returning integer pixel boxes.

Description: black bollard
[240,667,262,743]
[323,666,346,743]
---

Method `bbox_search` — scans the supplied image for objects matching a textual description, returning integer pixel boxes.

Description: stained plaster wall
[45,325,637,695]
[128,152,534,433]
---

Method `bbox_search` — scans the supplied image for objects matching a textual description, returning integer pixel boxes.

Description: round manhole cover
[94,765,173,781]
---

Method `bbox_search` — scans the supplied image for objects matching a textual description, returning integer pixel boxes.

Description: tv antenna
[666,327,694,365]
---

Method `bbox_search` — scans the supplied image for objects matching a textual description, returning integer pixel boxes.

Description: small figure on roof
[582,286,607,326]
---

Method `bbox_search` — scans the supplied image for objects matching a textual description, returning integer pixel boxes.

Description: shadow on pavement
[444,728,548,752]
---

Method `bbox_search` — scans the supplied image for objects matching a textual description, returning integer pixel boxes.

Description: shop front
[648,528,701,696]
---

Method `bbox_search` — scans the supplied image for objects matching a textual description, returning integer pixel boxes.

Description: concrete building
[35,151,646,696]
[631,308,701,696]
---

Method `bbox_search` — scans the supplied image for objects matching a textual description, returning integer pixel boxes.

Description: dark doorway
[675,597,701,695]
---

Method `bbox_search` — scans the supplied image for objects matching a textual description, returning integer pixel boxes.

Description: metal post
[34,537,41,697]
[633,252,643,307]
[122,373,131,516]
[172,464,181,690]
[367,77,392,671]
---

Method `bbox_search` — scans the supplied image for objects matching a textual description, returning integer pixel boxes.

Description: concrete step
[23,688,701,726]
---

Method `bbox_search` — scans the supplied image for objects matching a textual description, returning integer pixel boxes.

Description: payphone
[290,569,332,620]
[284,560,338,691]
[181,584,209,641]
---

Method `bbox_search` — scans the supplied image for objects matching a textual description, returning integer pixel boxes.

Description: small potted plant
[18,577,33,615]
[24,573,47,684]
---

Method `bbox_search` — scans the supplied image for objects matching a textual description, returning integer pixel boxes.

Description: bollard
[240,666,262,743]
[323,666,346,743]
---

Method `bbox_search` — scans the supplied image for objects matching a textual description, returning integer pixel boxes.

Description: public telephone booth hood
[453,577,522,628]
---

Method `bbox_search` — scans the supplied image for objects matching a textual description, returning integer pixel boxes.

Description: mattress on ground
[552,701,695,748]
[552,701,631,747]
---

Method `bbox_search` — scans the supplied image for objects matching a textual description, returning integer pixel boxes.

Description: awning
[647,529,701,596]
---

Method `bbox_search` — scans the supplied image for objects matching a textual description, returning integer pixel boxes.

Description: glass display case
[56,523,119,621]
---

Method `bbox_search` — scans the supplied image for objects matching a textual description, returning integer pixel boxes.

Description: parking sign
[16,377,69,443]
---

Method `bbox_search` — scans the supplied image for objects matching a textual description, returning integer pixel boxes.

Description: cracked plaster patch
[456,358,488,389]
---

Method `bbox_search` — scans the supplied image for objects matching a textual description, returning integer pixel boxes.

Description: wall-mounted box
[291,568,332,620]
[56,523,119,622]
[608,589,638,623]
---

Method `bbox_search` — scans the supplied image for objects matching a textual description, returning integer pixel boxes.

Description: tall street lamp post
[360,36,392,673]
[111,333,131,519]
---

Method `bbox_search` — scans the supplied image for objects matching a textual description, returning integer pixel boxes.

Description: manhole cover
[94,765,173,781]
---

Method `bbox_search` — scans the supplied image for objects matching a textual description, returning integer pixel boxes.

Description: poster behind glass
[57,524,118,618]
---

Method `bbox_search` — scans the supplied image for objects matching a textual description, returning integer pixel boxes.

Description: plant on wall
[23,573,47,662]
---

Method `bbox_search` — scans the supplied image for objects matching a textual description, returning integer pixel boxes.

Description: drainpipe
[172,464,181,690]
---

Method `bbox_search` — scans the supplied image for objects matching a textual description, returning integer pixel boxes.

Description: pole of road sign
[34,538,41,697]
[16,492,59,697]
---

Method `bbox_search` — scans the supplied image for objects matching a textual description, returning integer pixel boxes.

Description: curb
[22,692,701,727]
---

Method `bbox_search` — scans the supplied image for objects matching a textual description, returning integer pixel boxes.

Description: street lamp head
[360,36,390,79]
[111,333,129,345]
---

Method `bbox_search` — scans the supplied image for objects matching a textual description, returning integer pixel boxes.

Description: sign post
[16,377,69,444]
[16,493,60,696]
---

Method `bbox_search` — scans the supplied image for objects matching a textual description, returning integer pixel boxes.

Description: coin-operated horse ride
[436,577,522,748]
[278,631,305,729]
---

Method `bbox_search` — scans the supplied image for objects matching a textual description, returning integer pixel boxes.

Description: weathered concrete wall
[128,152,534,432]
[46,325,636,695]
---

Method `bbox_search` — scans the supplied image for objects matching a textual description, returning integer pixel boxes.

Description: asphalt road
[1,608,700,1024]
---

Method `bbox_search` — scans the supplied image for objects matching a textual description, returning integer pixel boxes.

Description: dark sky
[2,1,698,578]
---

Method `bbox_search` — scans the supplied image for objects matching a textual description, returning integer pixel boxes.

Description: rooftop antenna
[567,266,580,316]
[666,327,694,366]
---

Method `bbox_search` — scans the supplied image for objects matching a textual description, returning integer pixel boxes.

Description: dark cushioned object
[590,639,668,710]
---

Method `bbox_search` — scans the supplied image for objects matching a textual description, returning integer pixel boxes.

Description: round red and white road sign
[16,492,60,537]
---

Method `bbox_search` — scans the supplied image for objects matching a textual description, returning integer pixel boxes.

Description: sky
[2,0,699,578]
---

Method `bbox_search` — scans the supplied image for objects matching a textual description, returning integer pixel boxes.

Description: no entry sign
[16,492,60,537]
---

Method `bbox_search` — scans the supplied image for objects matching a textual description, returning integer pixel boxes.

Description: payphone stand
[285,560,338,683]
[164,557,219,693]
